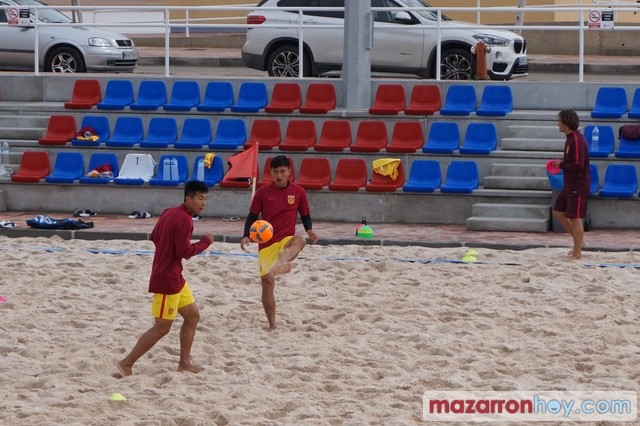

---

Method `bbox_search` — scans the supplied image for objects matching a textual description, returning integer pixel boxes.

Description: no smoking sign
[588,9,614,29]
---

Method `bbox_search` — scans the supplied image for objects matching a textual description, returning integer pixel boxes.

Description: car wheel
[440,48,473,80]
[46,46,86,73]
[267,45,310,77]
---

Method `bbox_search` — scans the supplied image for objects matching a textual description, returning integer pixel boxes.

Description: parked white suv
[242,0,528,80]
[0,0,138,73]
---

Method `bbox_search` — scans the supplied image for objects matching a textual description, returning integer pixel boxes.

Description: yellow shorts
[258,236,292,277]
[151,282,195,320]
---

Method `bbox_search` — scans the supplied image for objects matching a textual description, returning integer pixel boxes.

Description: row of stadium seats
[590,86,640,119]
[12,150,640,197]
[39,114,501,154]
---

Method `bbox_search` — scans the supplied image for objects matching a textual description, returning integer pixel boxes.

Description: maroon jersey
[148,204,211,294]
[561,130,590,196]
[249,182,311,250]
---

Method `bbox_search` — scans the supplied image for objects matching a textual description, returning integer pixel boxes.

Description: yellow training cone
[464,249,479,256]
[109,393,127,401]
[462,255,477,263]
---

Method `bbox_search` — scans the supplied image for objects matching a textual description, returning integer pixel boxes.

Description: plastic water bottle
[592,126,600,152]
[196,158,205,181]
[1,141,8,165]
[163,158,171,180]
[170,157,178,181]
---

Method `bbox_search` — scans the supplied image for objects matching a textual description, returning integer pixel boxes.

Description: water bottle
[196,158,205,181]
[170,157,178,181]
[1,141,8,165]
[162,158,171,180]
[592,126,600,152]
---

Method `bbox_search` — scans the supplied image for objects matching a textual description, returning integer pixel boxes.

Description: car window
[0,8,6,23]
[399,0,451,21]
[11,0,74,23]
[372,0,397,23]
[277,0,344,19]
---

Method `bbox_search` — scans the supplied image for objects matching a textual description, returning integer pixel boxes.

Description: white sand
[0,235,639,425]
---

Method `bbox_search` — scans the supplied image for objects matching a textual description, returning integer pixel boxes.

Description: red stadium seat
[314,120,351,152]
[11,151,50,182]
[265,82,302,113]
[278,120,316,151]
[64,79,102,109]
[38,115,77,145]
[369,84,405,115]
[299,83,336,114]
[386,121,424,153]
[350,121,387,153]
[295,157,331,190]
[328,158,368,191]
[404,84,441,116]
[366,161,405,192]
[244,119,281,151]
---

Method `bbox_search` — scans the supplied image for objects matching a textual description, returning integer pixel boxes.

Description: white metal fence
[1,3,638,81]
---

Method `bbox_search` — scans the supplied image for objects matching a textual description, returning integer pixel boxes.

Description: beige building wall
[165,0,250,26]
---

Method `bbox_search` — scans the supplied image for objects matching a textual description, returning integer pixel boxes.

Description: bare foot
[177,363,205,374]
[115,360,132,378]
[265,325,276,332]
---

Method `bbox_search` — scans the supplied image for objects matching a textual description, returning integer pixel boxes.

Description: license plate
[122,50,136,60]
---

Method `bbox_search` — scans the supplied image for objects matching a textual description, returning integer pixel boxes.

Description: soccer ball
[250,219,274,243]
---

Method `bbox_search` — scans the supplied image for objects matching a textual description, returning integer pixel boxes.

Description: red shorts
[554,191,588,219]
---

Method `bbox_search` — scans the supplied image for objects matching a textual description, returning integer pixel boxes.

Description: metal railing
[1,3,638,81]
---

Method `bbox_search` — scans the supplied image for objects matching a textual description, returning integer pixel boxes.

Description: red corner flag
[225,143,258,180]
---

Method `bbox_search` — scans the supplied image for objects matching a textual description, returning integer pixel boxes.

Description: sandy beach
[1,235,639,425]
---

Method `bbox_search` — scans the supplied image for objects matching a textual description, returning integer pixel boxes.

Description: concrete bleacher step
[0,115,49,128]
[466,216,550,232]
[483,176,551,190]
[500,137,565,152]
[466,203,552,232]
[483,163,552,190]
[0,127,44,141]
[505,124,561,139]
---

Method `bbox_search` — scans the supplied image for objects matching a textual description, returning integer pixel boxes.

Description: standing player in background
[117,180,214,376]
[551,109,590,260]
[240,155,318,330]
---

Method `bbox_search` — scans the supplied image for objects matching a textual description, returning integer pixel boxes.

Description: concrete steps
[483,163,552,191]
[500,124,565,152]
[466,203,551,232]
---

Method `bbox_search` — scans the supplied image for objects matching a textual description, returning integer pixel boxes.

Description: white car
[242,0,528,80]
[0,0,138,73]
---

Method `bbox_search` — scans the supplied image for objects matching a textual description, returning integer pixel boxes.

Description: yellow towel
[203,153,215,169]
[372,158,401,181]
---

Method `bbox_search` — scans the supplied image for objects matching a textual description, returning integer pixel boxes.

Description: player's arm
[301,215,318,244]
[241,212,259,251]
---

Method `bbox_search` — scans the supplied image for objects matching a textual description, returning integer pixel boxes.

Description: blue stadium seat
[422,122,460,154]
[96,80,133,110]
[45,152,84,184]
[130,80,167,111]
[628,88,640,119]
[584,125,614,158]
[79,153,119,184]
[230,82,268,112]
[196,81,234,112]
[476,86,513,116]
[590,164,599,196]
[591,87,627,118]
[459,122,497,155]
[163,81,200,111]
[105,116,144,147]
[174,118,212,149]
[440,160,479,193]
[598,164,637,198]
[402,160,441,193]
[71,115,110,146]
[139,117,178,148]
[208,119,247,150]
[149,155,189,186]
[439,85,476,116]
[192,155,224,187]
[615,135,640,159]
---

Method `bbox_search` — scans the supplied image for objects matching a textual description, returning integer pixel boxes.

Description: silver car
[0,0,137,73]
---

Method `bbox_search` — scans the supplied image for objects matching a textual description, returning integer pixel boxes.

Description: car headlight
[472,34,510,47]
[88,38,114,47]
